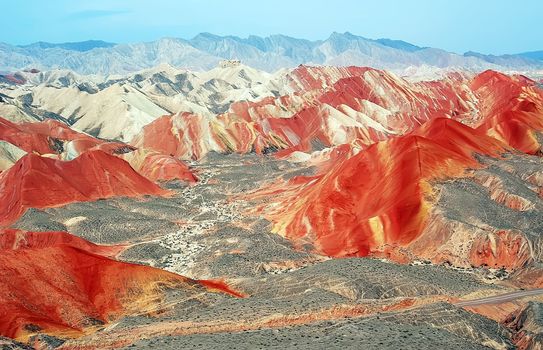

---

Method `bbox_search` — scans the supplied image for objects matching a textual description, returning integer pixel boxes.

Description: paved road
[454,288,543,307]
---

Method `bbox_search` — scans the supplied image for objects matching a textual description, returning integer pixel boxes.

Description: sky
[2,0,542,55]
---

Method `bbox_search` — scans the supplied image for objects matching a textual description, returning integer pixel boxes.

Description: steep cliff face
[506,302,543,350]
[470,300,543,350]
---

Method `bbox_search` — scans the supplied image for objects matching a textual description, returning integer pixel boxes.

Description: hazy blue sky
[3,0,542,54]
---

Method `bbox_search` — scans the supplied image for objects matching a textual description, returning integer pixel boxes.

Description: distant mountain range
[18,40,116,52]
[1,32,542,75]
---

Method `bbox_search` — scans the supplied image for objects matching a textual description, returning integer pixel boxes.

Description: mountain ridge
[17,39,116,52]
[1,32,542,75]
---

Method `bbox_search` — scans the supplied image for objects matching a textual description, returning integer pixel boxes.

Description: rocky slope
[248,69,543,271]
[1,65,543,349]
[0,116,197,227]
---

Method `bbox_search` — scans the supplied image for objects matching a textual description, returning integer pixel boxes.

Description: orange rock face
[469,230,534,270]
[0,117,98,155]
[0,228,242,341]
[0,118,197,183]
[0,150,169,227]
[122,148,198,183]
[473,70,543,154]
[253,118,505,257]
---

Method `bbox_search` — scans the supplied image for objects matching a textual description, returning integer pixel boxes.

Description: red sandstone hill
[121,148,198,183]
[251,118,507,257]
[0,116,197,186]
[0,228,241,341]
[0,118,98,155]
[132,68,543,161]
[249,69,543,270]
[0,150,169,227]
[131,66,475,160]
[471,70,543,154]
